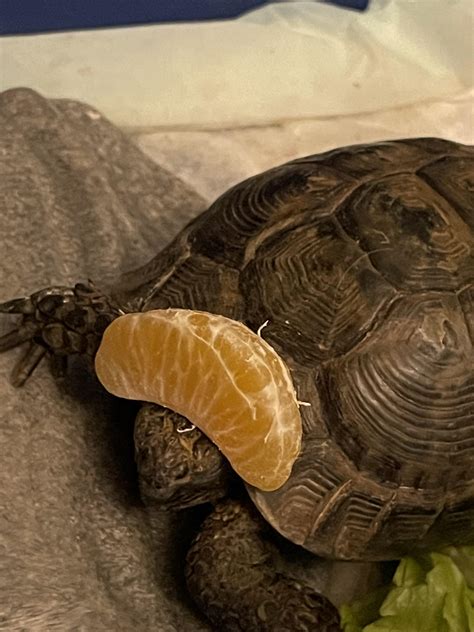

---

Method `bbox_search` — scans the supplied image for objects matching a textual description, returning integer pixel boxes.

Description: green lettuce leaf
[340,547,474,632]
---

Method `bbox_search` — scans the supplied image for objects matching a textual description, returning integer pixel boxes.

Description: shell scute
[336,173,474,292]
[418,155,474,230]
[241,218,396,366]
[320,294,473,484]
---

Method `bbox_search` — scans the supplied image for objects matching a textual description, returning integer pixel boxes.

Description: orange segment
[95,309,302,491]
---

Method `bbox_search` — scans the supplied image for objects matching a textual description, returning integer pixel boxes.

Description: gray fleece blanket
[0,88,379,631]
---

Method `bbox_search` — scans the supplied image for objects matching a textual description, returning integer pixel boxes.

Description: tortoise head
[133,403,231,510]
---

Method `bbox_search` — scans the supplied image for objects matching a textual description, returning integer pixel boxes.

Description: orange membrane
[95,309,302,491]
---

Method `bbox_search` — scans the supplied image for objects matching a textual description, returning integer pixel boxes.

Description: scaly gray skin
[134,403,232,510]
[136,406,340,631]
[0,284,341,631]
[186,500,341,632]
[0,283,121,386]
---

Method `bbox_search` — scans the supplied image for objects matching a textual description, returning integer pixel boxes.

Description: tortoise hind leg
[185,499,340,632]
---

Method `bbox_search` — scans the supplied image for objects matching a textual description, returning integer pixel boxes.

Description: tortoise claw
[0,295,35,315]
[49,354,68,382]
[10,342,48,387]
[0,326,35,352]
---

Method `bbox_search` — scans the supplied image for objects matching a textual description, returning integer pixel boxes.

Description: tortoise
[1,137,473,631]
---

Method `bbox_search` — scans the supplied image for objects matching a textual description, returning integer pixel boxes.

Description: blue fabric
[1,1,369,36]
[0,1,267,35]
[326,0,369,9]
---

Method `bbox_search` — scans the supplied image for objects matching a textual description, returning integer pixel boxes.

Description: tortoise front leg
[0,283,122,386]
[186,500,341,632]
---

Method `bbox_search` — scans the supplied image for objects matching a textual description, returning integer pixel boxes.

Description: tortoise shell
[119,138,474,561]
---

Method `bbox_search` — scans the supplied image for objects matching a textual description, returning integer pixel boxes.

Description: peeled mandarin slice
[94,309,302,491]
